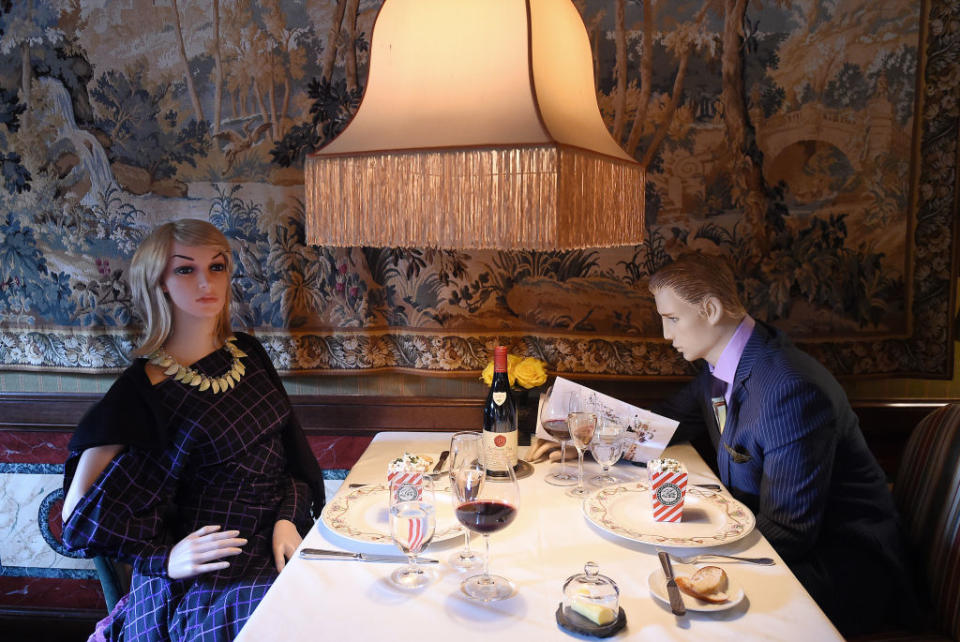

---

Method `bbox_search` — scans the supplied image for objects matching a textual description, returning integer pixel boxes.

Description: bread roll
[675,566,729,603]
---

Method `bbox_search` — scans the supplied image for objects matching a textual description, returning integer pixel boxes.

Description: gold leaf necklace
[147,336,247,394]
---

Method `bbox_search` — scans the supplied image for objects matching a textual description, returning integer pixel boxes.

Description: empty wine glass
[452,444,520,601]
[589,416,626,486]
[447,431,484,570]
[388,475,437,589]
[566,401,598,498]
[541,386,576,486]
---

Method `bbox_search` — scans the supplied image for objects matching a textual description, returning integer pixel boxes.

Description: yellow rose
[480,360,494,385]
[507,354,521,387]
[514,356,548,388]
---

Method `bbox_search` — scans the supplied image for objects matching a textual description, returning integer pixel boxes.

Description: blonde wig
[648,252,747,320]
[129,219,234,356]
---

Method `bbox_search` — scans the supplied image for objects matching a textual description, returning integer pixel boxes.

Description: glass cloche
[561,561,620,627]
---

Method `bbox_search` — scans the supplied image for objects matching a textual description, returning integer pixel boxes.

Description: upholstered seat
[94,555,130,612]
[892,403,960,640]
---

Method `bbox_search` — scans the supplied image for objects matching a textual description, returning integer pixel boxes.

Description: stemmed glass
[589,416,626,486]
[447,431,484,570]
[566,399,598,498]
[388,475,437,589]
[452,439,520,601]
[541,386,576,486]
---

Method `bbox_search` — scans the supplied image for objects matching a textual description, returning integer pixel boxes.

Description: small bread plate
[582,482,755,548]
[321,483,463,545]
[648,564,745,612]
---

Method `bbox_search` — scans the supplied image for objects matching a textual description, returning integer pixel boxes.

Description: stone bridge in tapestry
[656,98,911,216]
[756,99,909,173]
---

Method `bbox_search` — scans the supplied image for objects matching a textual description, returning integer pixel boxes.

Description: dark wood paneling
[294,395,484,435]
[0,393,100,430]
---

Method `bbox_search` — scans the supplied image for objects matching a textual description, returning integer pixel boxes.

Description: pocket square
[723,444,752,463]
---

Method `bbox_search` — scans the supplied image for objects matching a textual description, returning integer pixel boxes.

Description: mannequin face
[653,286,728,366]
[161,242,229,323]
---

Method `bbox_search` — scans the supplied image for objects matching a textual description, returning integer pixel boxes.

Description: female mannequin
[62,219,323,641]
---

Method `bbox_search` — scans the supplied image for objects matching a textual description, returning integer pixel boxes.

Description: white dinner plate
[648,564,745,612]
[582,482,755,548]
[320,483,463,545]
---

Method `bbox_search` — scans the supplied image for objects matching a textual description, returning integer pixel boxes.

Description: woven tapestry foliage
[0,0,955,376]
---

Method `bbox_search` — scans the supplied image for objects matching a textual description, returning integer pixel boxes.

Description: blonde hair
[648,252,746,320]
[129,219,234,356]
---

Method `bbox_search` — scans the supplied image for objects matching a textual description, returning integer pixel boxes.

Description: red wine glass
[452,444,520,602]
[541,386,576,486]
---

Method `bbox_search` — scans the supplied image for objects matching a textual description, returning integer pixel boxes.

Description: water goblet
[447,431,484,570]
[540,386,576,486]
[566,410,598,498]
[589,417,626,486]
[453,447,520,601]
[388,475,437,589]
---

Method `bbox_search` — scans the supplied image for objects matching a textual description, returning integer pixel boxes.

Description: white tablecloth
[237,432,842,641]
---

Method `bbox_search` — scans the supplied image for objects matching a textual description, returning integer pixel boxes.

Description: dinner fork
[671,553,775,565]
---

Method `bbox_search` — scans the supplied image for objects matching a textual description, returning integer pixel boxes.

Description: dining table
[236,431,843,641]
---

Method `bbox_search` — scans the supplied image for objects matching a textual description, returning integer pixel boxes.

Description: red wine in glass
[451,450,519,602]
[455,500,517,534]
[541,419,570,440]
[541,386,576,486]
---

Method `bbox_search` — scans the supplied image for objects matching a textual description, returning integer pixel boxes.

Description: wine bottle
[482,346,518,475]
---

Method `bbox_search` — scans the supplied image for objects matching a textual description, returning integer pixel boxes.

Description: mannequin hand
[548,447,579,462]
[272,519,302,573]
[167,525,246,580]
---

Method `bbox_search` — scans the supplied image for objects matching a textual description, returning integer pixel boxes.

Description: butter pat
[571,599,617,626]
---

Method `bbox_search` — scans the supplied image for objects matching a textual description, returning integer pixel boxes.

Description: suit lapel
[726,326,766,429]
[716,325,767,484]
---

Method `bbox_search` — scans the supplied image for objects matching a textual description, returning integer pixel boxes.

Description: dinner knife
[658,551,686,615]
[299,548,439,564]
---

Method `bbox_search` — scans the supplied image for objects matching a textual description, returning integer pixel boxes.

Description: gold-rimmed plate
[320,483,463,545]
[583,483,755,548]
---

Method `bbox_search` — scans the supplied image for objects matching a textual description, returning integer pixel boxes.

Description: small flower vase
[512,386,544,445]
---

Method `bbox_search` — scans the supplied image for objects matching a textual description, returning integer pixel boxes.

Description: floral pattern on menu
[584,483,756,548]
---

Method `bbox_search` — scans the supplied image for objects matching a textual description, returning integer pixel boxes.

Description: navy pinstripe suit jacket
[658,322,916,632]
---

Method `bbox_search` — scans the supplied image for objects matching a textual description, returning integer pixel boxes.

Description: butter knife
[432,450,450,474]
[300,548,439,564]
[658,551,686,615]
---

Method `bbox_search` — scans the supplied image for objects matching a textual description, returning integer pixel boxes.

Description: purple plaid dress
[63,333,321,641]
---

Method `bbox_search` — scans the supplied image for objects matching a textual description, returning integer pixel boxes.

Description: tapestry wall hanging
[0,0,955,378]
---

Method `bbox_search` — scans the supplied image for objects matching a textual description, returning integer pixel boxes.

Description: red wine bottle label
[492,391,507,406]
[483,430,518,472]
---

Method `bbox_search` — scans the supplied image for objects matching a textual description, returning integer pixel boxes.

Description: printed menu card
[536,377,680,464]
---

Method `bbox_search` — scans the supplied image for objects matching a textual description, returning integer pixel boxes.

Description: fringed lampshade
[305,0,644,250]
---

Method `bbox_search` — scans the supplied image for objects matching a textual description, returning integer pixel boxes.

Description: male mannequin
[649,253,918,636]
